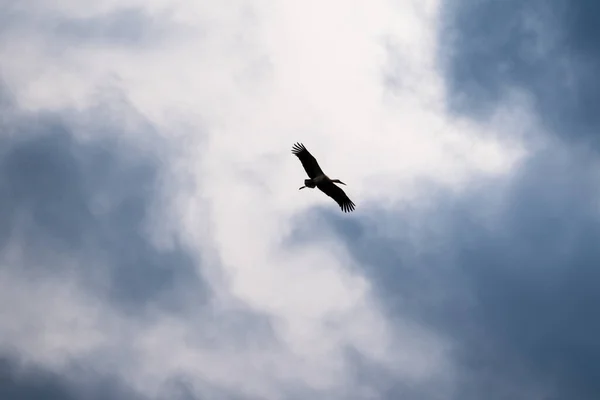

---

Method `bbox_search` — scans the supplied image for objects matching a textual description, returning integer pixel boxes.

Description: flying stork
[291,142,356,213]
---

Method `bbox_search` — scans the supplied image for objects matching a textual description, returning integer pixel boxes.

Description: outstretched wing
[317,181,356,213]
[291,142,324,179]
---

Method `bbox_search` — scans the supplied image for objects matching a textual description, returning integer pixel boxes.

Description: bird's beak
[338,181,346,185]
[299,186,306,190]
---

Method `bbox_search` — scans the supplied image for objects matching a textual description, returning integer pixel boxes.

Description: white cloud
[0,0,534,399]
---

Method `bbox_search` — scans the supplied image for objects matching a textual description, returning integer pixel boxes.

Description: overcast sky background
[0,1,599,399]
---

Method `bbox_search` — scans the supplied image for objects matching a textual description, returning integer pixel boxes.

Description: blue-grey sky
[1,0,599,399]
[440,0,600,145]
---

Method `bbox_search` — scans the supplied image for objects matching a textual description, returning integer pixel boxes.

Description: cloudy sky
[1,0,599,399]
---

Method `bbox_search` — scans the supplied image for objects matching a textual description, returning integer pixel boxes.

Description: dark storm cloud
[438,0,600,144]
[0,354,144,400]
[0,352,259,400]
[303,142,600,399]
[432,1,600,395]
[0,87,207,315]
